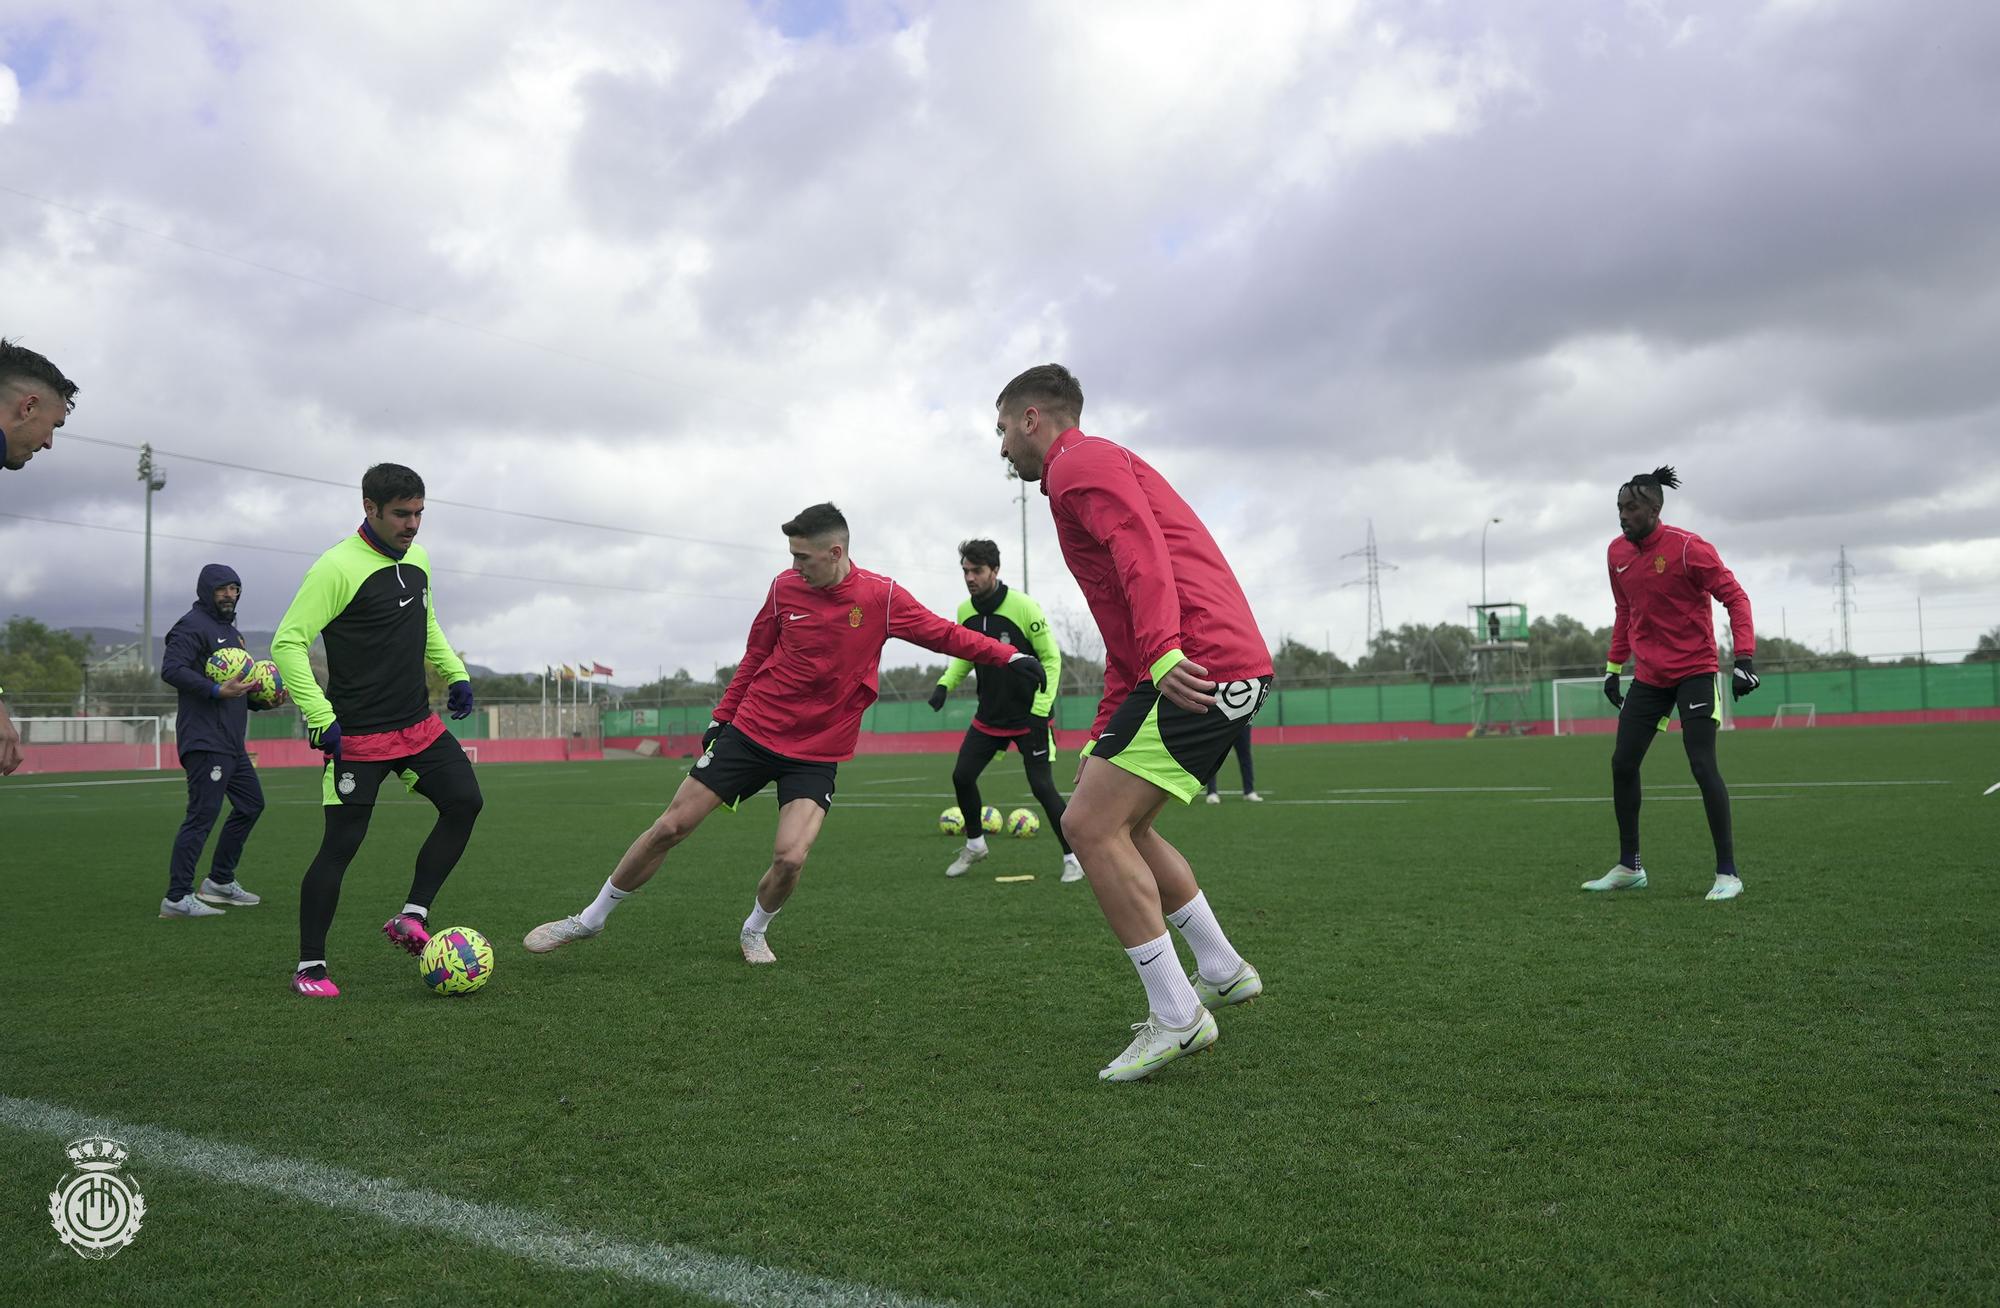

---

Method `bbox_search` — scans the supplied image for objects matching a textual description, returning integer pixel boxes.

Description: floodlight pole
[1006,466,1030,592]
[138,445,168,672]
[1480,517,1501,610]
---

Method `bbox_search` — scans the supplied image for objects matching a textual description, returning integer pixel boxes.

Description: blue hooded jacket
[160,563,252,757]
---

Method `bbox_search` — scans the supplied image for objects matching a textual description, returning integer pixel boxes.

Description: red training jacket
[716,565,1020,762]
[1043,429,1272,738]
[1606,522,1755,686]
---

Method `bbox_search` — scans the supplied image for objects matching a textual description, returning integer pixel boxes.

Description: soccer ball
[419,926,494,996]
[980,805,1004,835]
[1007,808,1040,838]
[246,660,284,709]
[938,806,965,836]
[205,647,254,685]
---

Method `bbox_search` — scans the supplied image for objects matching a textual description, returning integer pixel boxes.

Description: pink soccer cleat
[291,968,341,997]
[382,913,431,956]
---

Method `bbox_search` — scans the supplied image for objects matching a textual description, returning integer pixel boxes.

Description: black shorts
[321,731,474,808]
[688,724,837,812]
[1093,675,1272,803]
[1621,673,1725,732]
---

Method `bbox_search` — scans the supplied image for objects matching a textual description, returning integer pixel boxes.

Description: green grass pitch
[2,724,1995,1304]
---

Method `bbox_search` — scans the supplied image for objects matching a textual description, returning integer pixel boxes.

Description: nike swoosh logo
[398,597,415,607]
[1138,951,1162,966]
[215,637,228,643]
[1615,564,1631,573]
[786,613,807,621]
[1031,750,1046,758]
[1689,703,1708,710]
[1217,975,1252,997]
[1178,1031,1202,1050]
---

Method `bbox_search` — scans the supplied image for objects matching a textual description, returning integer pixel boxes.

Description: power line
[0,511,760,603]
[63,433,769,553]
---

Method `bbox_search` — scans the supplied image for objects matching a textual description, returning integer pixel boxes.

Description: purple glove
[447,680,475,720]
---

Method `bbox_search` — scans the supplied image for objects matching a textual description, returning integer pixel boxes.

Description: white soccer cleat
[1059,854,1085,884]
[740,930,777,965]
[1581,865,1647,892]
[523,914,602,954]
[1192,960,1262,1010]
[1243,791,1264,803]
[1098,1010,1219,1082]
[160,894,225,919]
[944,843,988,878]
[197,877,261,906]
[1204,791,1222,805]
[1706,874,1745,901]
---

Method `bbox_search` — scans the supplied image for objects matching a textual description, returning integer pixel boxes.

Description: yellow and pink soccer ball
[979,805,1004,835]
[1007,808,1041,838]
[205,647,254,685]
[246,660,284,709]
[419,926,494,996]
[938,806,965,836]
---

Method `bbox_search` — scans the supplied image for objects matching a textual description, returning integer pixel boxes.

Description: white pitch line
[1986,782,2000,796]
[1325,786,1551,794]
[1526,795,1796,803]
[858,776,923,785]
[0,776,183,790]
[0,1095,955,1308]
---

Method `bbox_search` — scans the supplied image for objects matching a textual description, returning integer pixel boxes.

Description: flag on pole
[559,664,575,680]
[592,662,614,678]
[579,658,596,678]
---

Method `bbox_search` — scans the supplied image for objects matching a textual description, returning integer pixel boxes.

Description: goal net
[1551,676,1734,736]
[13,715,166,773]
[1770,703,1817,728]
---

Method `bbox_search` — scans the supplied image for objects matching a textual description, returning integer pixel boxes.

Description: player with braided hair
[1585,466,1759,901]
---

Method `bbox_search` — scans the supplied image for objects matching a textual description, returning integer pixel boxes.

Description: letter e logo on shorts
[1215,679,1261,721]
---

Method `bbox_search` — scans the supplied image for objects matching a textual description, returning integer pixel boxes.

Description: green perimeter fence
[601,662,2000,737]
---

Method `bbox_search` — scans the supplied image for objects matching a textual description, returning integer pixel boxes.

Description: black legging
[298,759,484,960]
[951,726,1072,855]
[1611,713,1732,869]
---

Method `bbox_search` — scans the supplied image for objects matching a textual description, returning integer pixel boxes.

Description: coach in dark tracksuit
[158,563,281,918]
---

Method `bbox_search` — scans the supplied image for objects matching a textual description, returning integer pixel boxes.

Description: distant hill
[68,627,496,678]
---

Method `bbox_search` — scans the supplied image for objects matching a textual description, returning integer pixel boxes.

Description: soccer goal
[1770,703,1817,728]
[462,745,480,764]
[13,715,166,772]
[1551,676,1734,735]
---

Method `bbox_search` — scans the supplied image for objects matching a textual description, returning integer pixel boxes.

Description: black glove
[1007,652,1047,692]
[1731,657,1759,701]
[307,720,343,763]
[446,680,475,720]
[701,719,725,752]
[927,685,948,713]
[1602,670,1624,709]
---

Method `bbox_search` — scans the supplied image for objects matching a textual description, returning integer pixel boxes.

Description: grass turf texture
[2,724,1995,1305]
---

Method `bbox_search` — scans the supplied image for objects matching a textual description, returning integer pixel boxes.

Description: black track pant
[1611,675,1733,870]
[298,744,484,961]
[952,725,1072,855]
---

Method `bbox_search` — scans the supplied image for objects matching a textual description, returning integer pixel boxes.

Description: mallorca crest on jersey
[1654,555,1667,573]
[848,605,863,628]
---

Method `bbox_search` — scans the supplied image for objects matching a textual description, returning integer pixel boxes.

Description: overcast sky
[3,0,1996,683]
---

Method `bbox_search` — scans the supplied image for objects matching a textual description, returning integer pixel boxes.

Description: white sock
[401,903,427,920]
[744,899,780,935]
[1166,891,1245,983]
[1063,852,1081,867]
[1125,932,1200,1028]
[578,879,631,931]
[295,959,326,974]
[965,835,988,853]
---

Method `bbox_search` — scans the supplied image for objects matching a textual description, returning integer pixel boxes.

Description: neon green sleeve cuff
[1148,648,1187,684]
[1079,738,1097,759]
[1606,661,1622,674]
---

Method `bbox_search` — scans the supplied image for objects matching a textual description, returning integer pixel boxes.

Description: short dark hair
[782,502,849,542]
[1622,465,1680,509]
[996,363,1083,424]
[0,339,79,412]
[958,538,1001,569]
[363,463,426,506]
